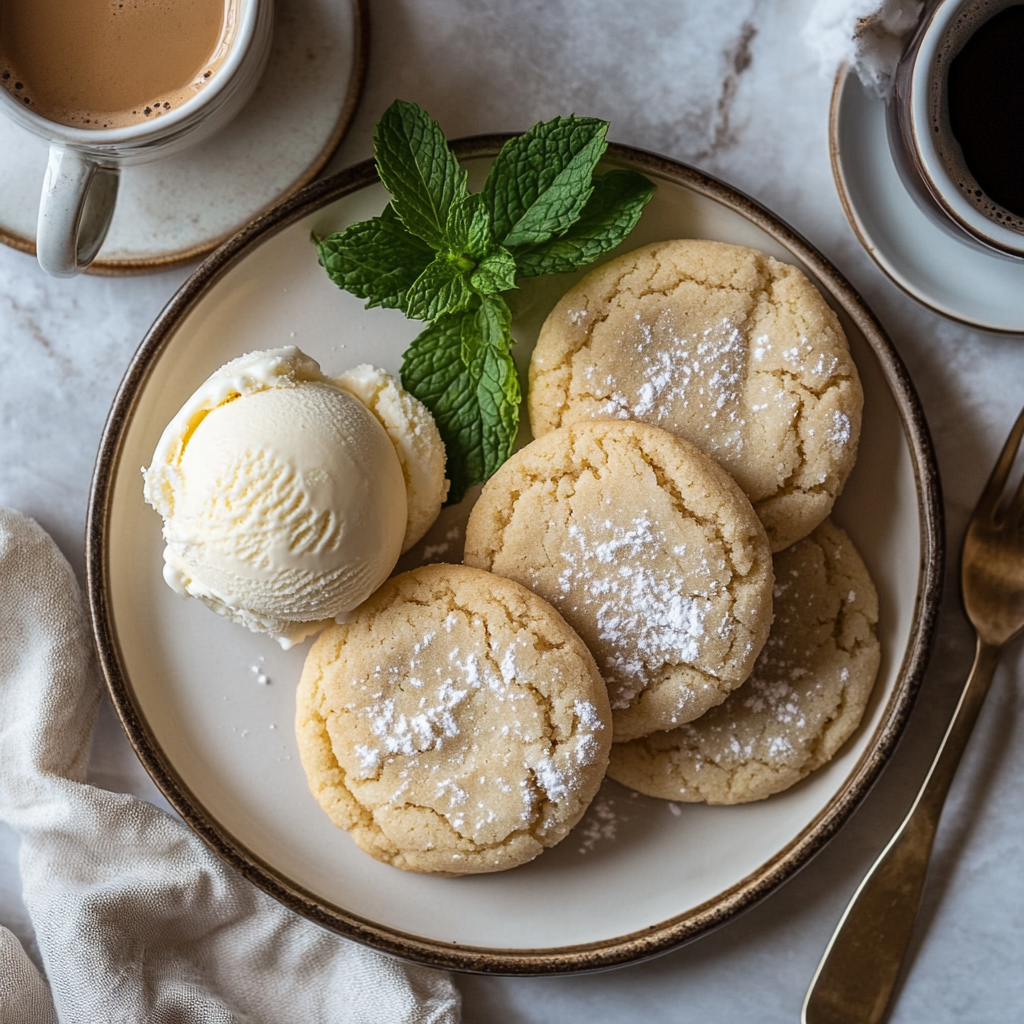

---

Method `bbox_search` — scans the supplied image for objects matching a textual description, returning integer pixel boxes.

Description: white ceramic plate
[830,66,1024,334]
[88,140,942,973]
[0,0,366,274]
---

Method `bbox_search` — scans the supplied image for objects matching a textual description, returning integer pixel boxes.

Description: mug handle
[36,145,120,277]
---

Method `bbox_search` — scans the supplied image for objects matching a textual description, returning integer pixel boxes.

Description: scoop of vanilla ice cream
[143,348,408,647]
[336,364,449,552]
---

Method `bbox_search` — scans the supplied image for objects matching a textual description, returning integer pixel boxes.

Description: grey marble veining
[1,1,1022,1020]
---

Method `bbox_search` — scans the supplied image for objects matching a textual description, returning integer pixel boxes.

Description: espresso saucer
[0,0,367,275]
[830,66,1024,334]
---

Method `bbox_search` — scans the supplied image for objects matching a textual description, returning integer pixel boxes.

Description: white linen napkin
[804,0,924,96]
[0,507,461,1024]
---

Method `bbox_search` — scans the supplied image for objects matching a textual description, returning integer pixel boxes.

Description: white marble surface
[1,1,1022,1020]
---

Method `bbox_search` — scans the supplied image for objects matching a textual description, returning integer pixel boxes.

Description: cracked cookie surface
[463,420,774,742]
[295,563,610,874]
[607,519,880,804]
[528,239,863,552]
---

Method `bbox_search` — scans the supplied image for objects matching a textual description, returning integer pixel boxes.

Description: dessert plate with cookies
[87,138,942,973]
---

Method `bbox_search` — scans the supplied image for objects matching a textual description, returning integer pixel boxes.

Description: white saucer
[0,0,366,275]
[830,66,1024,334]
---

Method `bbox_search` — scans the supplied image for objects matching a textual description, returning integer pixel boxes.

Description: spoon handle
[802,638,1000,1024]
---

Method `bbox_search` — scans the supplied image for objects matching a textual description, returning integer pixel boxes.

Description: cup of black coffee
[887,0,1024,260]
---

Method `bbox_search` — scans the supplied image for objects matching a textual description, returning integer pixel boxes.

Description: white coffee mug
[0,0,273,277]
[887,0,1024,260]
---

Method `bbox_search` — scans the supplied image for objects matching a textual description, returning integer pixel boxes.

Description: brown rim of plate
[0,0,369,276]
[86,136,945,976]
[828,64,1023,337]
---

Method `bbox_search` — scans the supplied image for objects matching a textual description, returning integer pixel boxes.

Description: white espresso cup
[887,0,1024,260]
[0,0,273,277]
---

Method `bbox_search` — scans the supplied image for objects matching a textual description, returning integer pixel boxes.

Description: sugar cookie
[529,239,863,551]
[464,419,774,741]
[607,519,880,804]
[296,563,611,874]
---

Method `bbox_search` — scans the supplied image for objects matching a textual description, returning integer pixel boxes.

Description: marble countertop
[1,1,1021,1020]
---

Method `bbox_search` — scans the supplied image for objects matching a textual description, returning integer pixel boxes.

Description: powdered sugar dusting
[547,515,713,708]
[353,744,381,777]
[363,678,468,760]
[827,410,852,449]
[339,606,610,853]
[534,755,569,802]
[573,699,603,731]
[647,528,875,803]
[576,796,619,853]
[583,311,747,457]
[421,526,463,562]
[531,702,606,806]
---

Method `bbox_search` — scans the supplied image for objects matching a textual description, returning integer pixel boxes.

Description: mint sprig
[315,100,654,503]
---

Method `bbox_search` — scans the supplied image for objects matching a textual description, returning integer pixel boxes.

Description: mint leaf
[466,197,493,258]
[466,296,520,479]
[511,169,655,277]
[470,247,517,294]
[402,296,520,503]
[444,192,476,250]
[314,204,434,311]
[404,253,475,321]
[462,291,512,363]
[481,116,608,248]
[402,313,479,503]
[374,100,468,250]
[442,192,501,276]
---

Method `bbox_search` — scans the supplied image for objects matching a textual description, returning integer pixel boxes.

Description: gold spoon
[803,406,1024,1024]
